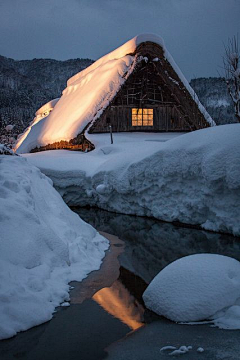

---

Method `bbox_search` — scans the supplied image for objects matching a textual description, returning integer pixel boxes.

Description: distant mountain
[190,77,236,125]
[0,55,237,142]
[0,55,93,138]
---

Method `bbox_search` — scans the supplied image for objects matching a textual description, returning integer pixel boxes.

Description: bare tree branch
[223,35,240,122]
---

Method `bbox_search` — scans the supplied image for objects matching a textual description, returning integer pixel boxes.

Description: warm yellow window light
[132,108,153,126]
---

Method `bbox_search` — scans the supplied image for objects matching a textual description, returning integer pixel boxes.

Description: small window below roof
[132,108,153,126]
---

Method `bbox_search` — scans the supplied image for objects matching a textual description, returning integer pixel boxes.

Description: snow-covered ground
[0,155,108,340]
[24,124,240,236]
[24,132,182,177]
[143,254,240,330]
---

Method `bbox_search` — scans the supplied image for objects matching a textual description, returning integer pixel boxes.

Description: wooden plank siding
[90,105,191,133]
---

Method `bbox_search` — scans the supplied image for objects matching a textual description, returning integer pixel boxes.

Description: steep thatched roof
[15,34,214,154]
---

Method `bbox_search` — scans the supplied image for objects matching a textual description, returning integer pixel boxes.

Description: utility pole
[109,125,113,144]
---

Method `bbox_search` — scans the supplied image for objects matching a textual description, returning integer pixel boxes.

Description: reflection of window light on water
[92,280,145,330]
[132,108,153,127]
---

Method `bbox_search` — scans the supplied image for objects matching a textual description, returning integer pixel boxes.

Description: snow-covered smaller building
[15,34,215,154]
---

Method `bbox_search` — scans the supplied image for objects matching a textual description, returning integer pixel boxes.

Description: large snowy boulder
[0,155,109,340]
[143,254,240,329]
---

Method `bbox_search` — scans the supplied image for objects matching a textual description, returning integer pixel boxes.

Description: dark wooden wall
[90,104,191,133]
[89,41,210,134]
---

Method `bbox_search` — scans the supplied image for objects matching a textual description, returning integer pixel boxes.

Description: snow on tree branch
[223,35,240,122]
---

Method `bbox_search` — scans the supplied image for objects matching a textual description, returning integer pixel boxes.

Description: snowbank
[15,33,214,154]
[0,155,108,340]
[143,254,240,329]
[24,124,240,236]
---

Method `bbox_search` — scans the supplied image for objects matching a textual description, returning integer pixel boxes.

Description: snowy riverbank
[24,125,240,236]
[0,155,108,340]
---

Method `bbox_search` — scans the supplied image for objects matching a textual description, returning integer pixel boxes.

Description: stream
[0,207,240,360]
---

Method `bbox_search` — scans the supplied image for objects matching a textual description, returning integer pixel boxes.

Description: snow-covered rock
[24,124,240,236]
[0,155,108,340]
[143,254,240,329]
[160,345,192,356]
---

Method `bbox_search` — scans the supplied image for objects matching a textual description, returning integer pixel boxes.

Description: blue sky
[0,0,239,79]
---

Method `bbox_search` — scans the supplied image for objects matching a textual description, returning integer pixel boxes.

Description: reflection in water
[70,230,145,332]
[70,232,125,305]
[93,280,145,330]
[73,206,240,283]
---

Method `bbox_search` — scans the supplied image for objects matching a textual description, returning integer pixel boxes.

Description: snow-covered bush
[143,254,240,329]
[223,36,240,122]
[0,156,109,339]
[0,124,17,150]
[0,144,14,155]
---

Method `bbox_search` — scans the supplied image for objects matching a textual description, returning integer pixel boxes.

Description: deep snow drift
[15,33,214,154]
[143,254,240,330]
[0,155,108,340]
[24,124,240,236]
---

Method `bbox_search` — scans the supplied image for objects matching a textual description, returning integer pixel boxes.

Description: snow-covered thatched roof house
[15,34,215,154]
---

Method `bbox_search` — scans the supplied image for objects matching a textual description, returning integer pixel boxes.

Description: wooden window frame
[132,108,153,127]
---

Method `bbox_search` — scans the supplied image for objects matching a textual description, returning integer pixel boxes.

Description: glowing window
[132,108,153,126]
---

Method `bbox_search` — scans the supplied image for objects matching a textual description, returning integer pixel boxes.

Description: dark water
[0,207,240,360]
[74,206,240,284]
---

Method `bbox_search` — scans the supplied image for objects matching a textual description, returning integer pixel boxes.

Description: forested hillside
[190,77,236,125]
[0,55,93,140]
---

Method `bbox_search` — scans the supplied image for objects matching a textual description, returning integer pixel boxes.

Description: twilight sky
[0,0,239,80]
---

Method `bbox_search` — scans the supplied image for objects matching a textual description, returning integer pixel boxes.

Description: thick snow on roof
[15,98,60,152]
[15,34,214,154]
[67,34,165,87]
[35,98,59,116]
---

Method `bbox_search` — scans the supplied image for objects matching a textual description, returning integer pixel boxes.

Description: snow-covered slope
[0,155,108,340]
[15,34,214,154]
[143,254,240,329]
[24,124,240,236]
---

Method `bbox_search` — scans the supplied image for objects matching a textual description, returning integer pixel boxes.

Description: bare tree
[223,35,240,122]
